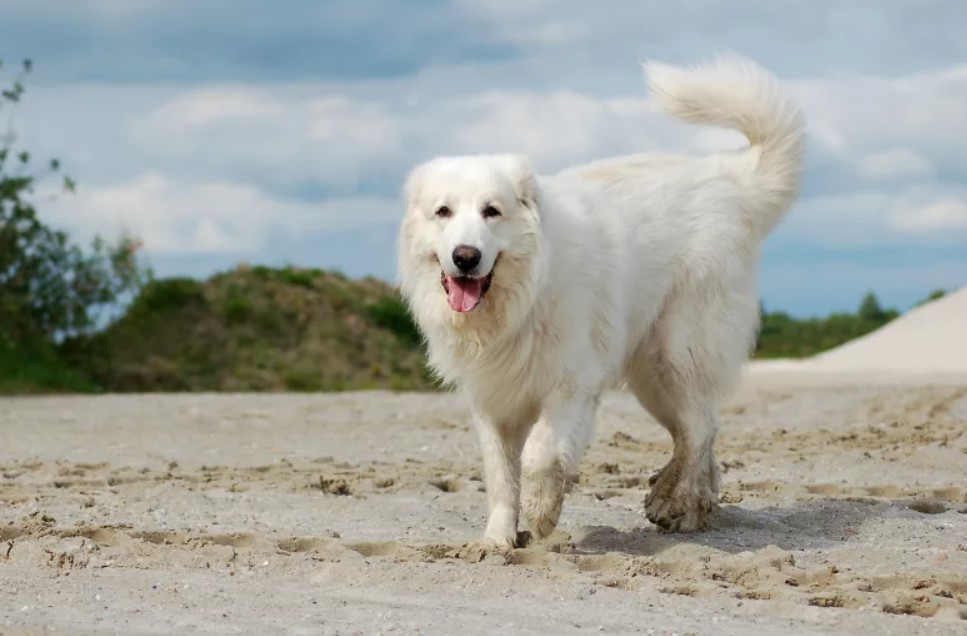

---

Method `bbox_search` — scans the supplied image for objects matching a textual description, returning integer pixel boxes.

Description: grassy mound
[61,266,434,392]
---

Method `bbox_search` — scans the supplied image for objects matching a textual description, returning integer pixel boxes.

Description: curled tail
[644,53,805,237]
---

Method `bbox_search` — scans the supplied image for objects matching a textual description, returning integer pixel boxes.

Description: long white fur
[397,54,805,547]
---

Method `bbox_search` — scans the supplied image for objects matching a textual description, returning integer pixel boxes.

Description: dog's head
[397,153,544,340]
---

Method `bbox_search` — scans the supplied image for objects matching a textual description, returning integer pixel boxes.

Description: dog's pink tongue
[446,276,484,313]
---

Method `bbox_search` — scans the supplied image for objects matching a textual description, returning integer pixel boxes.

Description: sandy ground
[2,373,967,635]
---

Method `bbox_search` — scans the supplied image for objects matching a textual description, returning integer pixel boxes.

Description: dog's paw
[482,505,519,549]
[521,463,566,540]
[478,531,518,551]
[522,501,561,541]
[645,490,716,532]
[644,458,718,533]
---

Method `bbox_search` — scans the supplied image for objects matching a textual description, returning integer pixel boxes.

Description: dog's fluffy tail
[644,53,805,237]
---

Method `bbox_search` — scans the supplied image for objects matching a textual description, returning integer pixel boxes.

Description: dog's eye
[482,205,501,219]
[435,206,453,219]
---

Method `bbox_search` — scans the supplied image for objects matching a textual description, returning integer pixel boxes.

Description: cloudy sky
[3,0,966,315]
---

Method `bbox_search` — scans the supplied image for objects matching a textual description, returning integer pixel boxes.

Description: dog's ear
[402,164,425,211]
[502,154,539,211]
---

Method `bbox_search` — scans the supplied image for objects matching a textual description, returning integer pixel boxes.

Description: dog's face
[398,154,543,334]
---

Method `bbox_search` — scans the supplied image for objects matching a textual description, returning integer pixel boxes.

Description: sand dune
[750,286,967,383]
[811,286,967,373]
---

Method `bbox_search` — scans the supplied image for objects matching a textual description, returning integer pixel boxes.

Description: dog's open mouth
[441,270,494,313]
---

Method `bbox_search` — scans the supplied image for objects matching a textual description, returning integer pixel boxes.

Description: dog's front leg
[521,391,598,540]
[474,411,528,550]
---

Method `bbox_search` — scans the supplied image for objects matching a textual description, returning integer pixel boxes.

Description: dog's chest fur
[428,318,566,424]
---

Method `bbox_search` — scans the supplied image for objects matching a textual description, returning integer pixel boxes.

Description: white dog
[396,54,805,548]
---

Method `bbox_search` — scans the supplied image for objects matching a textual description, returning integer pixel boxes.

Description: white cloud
[789,65,967,174]
[439,89,746,170]
[858,149,934,181]
[131,87,403,189]
[128,82,747,188]
[890,198,967,234]
[42,173,401,255]
[134,88,284,142]
[307,97,400,147]
[440,91,648,168]
[778,186,967,247]
[119,59,967,199]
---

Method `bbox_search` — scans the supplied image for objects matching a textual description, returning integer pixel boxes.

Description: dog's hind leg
[627,283,758,532]
[628,360,721,532]
[521,391,599,540]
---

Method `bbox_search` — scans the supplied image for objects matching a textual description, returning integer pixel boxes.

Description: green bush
[916,289,946,306]
[222,293,253,324]
[283,369,323,391]
[0,338,97,393]
[279,267,316,288]
[366,294,422,346]
[251,265,273,280]
[133,278,204,314]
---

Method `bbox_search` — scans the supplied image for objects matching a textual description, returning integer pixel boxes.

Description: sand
[811,286,967,374]
[1,374,966,635]
[751,286,967,382]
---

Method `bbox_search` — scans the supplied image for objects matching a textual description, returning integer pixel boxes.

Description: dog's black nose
[452,245,482,272]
